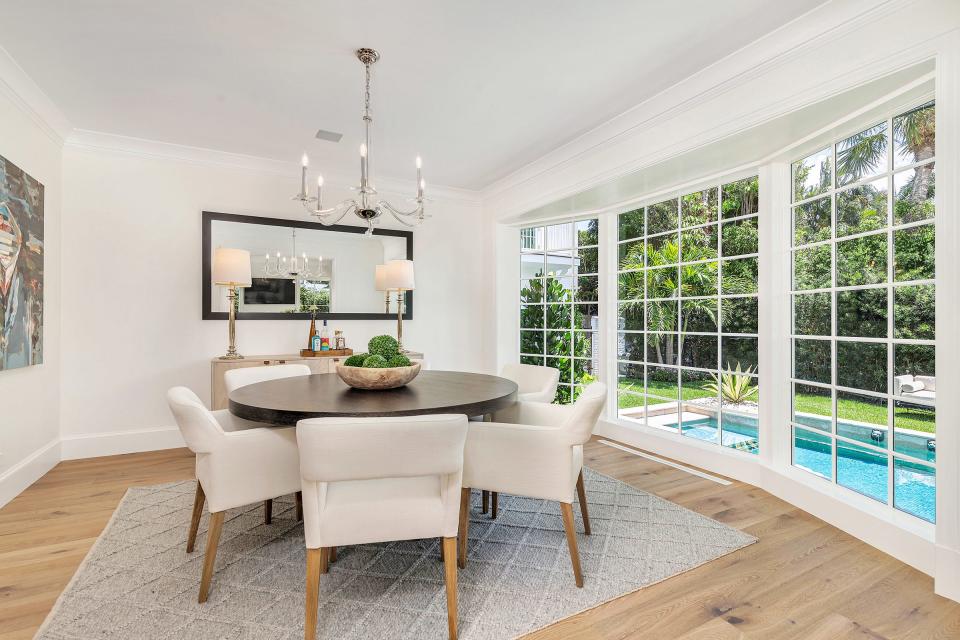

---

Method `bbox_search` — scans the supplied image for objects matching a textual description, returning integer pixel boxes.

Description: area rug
[35,469,756,640]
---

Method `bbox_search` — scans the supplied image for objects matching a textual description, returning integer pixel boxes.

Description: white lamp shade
[385,259,415,291]
[374,264,388,291]
[212,247,252,286]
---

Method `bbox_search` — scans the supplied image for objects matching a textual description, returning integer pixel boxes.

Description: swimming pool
[671,414,936,523]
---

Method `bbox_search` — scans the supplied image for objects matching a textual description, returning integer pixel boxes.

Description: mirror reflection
[207,216,410,317]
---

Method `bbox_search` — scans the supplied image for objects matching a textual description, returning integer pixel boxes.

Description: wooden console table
[210,351,424,410]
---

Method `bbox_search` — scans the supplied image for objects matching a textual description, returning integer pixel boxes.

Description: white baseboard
[0,438,60,508]
[60,426,185,460]
[936,545,960,602]
[595,419,766,486]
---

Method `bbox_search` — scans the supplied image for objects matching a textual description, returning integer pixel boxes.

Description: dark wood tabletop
[228,370,519,426]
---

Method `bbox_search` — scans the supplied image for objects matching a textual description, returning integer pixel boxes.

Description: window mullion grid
[790,175,798,470]
[830,144,839,482]
[715,182,725,447]
[642,205,648,421]
[885,117,896,507]
[792,155,937,209]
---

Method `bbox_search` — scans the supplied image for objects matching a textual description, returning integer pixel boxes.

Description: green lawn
[618,378,716,409]
[794,393,935,434]
[618,379,935,434]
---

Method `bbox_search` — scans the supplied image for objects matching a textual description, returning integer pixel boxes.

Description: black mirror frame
[202,211,413,321]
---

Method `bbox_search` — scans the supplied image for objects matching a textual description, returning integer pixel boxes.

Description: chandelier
[293,48,426,235]
[263,229,324,279]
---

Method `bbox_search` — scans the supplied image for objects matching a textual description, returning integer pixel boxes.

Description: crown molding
[0,44,73,145]
[64,129,483,205]
[480,0,925,216]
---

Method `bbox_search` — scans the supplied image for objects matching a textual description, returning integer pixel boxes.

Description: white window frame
[519,216,601,402]
[786,101,938,523]
[612,178,761,455]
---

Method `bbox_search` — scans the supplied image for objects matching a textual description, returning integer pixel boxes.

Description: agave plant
[706,364,758,404]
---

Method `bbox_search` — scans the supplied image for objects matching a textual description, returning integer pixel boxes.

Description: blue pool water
[678,414,759,453]
[672,415,936,523]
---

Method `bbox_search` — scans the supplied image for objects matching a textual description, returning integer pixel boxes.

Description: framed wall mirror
[202,211,413,320]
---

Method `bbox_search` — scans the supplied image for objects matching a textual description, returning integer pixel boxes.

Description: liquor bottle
[307,314,318,352]
[320,319,331,351]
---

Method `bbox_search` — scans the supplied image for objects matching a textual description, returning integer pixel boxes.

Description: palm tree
[836,123,887,183]
[618,238,718,365]
[894,102,935,204]
[837,102,935,201]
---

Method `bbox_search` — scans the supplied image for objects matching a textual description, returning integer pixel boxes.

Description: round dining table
[228,370,518,426]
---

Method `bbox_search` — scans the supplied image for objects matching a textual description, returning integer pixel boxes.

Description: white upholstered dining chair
[501,362,561,403]
[297,414,468,640]
[166,387,301,602]
[223,363,313,522]
[480,363,562,517]
[459,382,607,587]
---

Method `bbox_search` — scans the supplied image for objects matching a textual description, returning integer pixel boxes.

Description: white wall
[0,56,64,505]
[58,145,490,457]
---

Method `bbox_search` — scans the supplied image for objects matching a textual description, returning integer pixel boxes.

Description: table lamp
[213,247,252,360]
[384,259,415,353]
[374,264,391,313]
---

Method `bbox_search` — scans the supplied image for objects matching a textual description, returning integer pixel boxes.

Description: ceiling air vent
[314,129,343,142]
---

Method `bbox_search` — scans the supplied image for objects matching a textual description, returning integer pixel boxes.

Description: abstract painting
[0,153,44,370]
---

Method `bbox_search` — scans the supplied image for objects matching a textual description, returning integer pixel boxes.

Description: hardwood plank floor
[1,438,958,639]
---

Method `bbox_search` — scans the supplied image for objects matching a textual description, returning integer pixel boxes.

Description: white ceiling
[0,1,828,190]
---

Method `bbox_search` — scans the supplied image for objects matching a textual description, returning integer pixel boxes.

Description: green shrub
[368,335,399,358]
[362,354,389,368]
[387,354,412,368]
[343,353,368,367]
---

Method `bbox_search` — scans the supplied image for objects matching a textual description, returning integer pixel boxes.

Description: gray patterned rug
[35,469,755,640]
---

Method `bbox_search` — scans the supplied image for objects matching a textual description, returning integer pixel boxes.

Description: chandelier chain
[363,62,372,121]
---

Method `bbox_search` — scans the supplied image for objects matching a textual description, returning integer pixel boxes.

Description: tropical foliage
[792,103,936,398]
[520,218,599,403]
[706,364,759,404]
[298,281,331,312]
[792,102,936,436]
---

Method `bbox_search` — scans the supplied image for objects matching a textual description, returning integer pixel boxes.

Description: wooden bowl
[335,362,422,390]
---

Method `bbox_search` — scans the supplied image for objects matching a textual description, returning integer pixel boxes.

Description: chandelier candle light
[293,48,427,234]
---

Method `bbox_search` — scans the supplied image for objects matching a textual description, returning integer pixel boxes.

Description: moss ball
[343,353,368,367]
[368,335,400,359]
[386,354,412,368]
[362,354,390,368]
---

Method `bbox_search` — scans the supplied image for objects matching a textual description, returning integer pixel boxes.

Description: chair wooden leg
[295,491,303,521]
[442,537,459,640]
[458,488,470,569]
[198,511,225,603]
[320,547,330,574]
[305,547,323,640]
[560,503,584,588]
[329,546,337,563]
[576,471,591,536]
[263,499,273,525]
[481,489,489,514]
[491,492,498,519]
[186,483,205,553]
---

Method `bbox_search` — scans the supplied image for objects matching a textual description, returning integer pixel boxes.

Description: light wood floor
[2,439,959,640]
